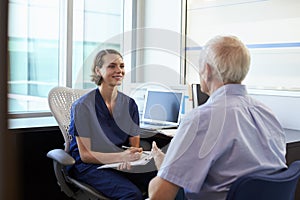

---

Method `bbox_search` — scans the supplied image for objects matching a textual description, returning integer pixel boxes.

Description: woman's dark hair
[91,49,123,85]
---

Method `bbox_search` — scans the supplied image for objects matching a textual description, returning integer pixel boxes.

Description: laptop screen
[142,89,183,126]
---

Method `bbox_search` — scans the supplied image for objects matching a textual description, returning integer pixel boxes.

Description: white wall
[186,0,300,89]
[249,91,300,130]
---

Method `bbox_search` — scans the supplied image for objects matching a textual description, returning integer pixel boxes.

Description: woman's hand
[122,147,142,161]
[151,141,165,170]
[118,147,142,170]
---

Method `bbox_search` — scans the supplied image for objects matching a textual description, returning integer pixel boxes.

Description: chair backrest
[226,160,300,200]
[48,86,90,152]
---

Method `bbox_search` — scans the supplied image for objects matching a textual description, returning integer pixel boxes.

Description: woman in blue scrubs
[68,49,156,200]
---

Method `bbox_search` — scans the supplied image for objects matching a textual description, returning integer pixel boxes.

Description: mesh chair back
[48,86,90,152]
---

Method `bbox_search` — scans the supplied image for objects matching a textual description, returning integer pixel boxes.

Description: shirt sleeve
[129,98,140,137]
[131,99,140,125]
[69,103,78,137]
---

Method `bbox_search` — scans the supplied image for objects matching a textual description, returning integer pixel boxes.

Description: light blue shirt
[158,84,287,200]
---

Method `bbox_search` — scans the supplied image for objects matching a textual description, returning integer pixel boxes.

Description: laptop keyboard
[140,122,177,130]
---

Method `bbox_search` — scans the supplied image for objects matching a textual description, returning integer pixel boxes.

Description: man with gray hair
[148,35,287,200]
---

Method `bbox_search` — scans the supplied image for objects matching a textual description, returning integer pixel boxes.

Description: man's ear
[203,63,212,81]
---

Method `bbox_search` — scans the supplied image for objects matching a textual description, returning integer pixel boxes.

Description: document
[97,151,152,169]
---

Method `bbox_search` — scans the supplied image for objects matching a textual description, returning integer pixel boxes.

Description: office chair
[47,86,110,200]
[226,160,300,200]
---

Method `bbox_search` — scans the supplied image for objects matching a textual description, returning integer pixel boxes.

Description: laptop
[140,89,184,130]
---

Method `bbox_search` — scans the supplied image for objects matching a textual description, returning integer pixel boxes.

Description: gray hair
[198,35,251,83]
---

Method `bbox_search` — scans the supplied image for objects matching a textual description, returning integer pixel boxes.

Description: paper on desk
[159,129,177,137]
[97,151,152,169]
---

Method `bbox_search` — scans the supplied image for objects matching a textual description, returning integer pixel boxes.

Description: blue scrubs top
[68,88,140,174]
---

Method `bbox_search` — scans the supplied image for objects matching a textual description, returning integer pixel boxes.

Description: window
[8,0,60,114]
[8,0,124,116]
[72,0,123,89]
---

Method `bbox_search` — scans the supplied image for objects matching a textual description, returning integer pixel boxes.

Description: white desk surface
[159,129,177,137]
[159,128,300,144]
[285,129,300,143]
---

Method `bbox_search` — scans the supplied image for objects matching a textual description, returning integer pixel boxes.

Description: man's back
[158,84,287,199]
[199,84,286,198]
[148,36,287,200]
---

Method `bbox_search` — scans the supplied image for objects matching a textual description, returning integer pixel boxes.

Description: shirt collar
[208,84,248,102]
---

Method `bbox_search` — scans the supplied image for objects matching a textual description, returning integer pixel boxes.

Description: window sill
[8,117,300,144]
[9,116,58,129]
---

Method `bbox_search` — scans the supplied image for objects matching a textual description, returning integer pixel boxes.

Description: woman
[68,49,155,200]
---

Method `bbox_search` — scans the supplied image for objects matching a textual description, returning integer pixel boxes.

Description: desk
[158,128,177,137]
[157,128,300,140]
[156,128,300,163]
[285,129,300,165]
[286,129,300,144]
[153,128,300,142]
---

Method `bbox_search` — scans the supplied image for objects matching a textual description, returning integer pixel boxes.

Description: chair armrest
[47,149,75,166]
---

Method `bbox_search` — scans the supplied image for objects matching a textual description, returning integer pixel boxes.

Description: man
[148,35,287,200]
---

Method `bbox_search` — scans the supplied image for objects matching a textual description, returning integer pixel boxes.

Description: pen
[121,145,131,150]
[121,145,151,155]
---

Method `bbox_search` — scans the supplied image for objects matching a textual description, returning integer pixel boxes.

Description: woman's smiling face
[97,53,125,87]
